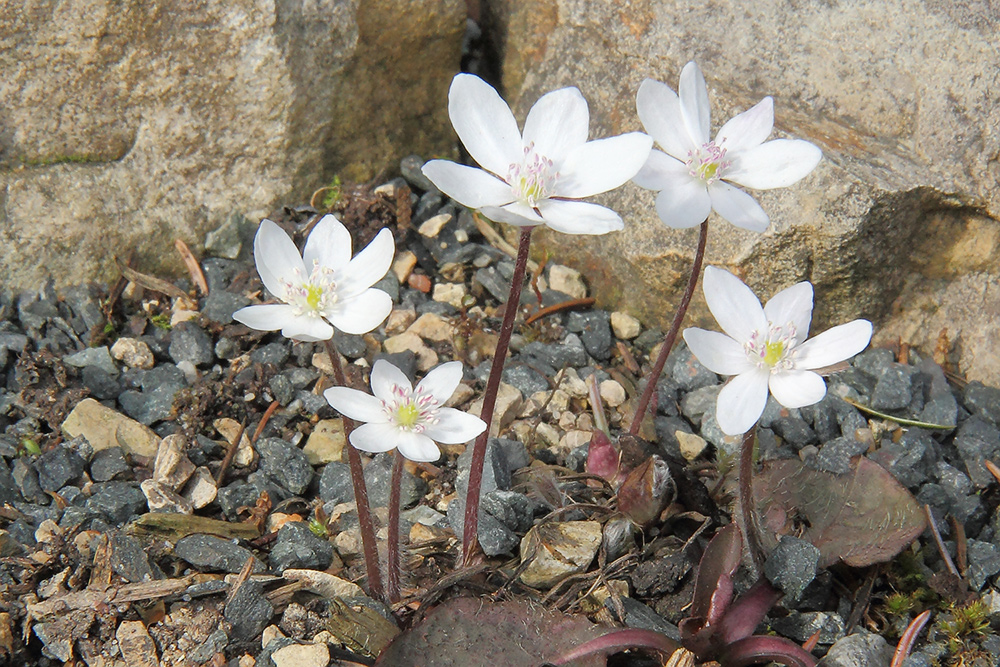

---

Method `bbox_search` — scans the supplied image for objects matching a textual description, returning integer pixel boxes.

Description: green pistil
[396,403,420,428]
[305,284,323,310]
[697,161,719,181]
[763,341,785,367]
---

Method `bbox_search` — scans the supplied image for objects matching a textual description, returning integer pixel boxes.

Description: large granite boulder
[0,0,464,291]
[483,0,1000,383]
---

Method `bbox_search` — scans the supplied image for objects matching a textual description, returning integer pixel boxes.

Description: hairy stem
[739,424,765,572]
[323,338,385,603]
[387,450,404,603]
[629,220,709,435]
[462,226,533,565]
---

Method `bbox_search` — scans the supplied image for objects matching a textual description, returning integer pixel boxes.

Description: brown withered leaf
[374,597,606,666]
[754,456,926,568]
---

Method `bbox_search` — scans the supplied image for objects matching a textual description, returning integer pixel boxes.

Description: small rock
[385,307,417,334]
[675,431,708,461]
[141,479,194,514]
[965,539,1000,590]
[418,213,452,237]
[432,282,467,308]
[771,611,845,644]
[169,321,215,366]
[764,536,821,602]
[469,383,523,437]
[318,463,352,505]
[272,642,330,667]
[870,364,914,411]
[269,521,334,573]
[90,447,129,482]
[548,265,587,299]
[182,466,218,509]
[400,154,438,192]
[303,419,345,465]
[116,619,160,667]
[503,365,549,397]
[204,212,246,259]
[519,521,602,588]
[567,310,612,361]
[611,311,641,340]
[63,346,118,376]
[962,382,1000,425]
[225,578,274,642]
[35,445,86,492]
[214,417,256,467]
[599,379,626,408]
[408,273,432,293]
[407,312,453,342]
[817,631,893,667]
[86,481,147,525]
[558,430,591,453]
[383,332,438,372]
[62,398,160,457]
[251,341,291,367]
[174,534,264,574]
[257,438,314,496]
[392,250,418,284]
[153,434,196,489]
[365,452,426,509]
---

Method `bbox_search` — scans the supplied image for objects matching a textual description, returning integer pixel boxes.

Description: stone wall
[0,0,464,291]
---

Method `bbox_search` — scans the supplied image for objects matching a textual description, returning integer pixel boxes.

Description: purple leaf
[586,429,620,483]
[691,523,741,624]
[549,629,679,665]
[754,456,926,567]
[374,597,607,666]
[719,635,818,667]
[719,580,782,644]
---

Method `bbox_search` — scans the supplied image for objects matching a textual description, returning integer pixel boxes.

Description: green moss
[150,313,172,331]
[938,600,990,655]
[18,153,106,168]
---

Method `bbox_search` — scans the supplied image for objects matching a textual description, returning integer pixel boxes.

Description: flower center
[686,141,731,185]
[508,142,558,208]
[282,260,338,317]
[745,322,797,371]
[384,384,441,433]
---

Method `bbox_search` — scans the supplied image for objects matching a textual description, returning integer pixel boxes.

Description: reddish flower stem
[739,423,766,572]
[629,220,709,434]
[387,450,404,603]
[323,338,386,603]
[462,226,533,565]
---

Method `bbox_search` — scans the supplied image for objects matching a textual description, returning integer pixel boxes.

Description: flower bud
[618,456,673,528]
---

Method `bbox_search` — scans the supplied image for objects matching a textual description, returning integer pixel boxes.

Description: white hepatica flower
[683,266,872,436]
[323,360,486,463]
[233,215,394,341]
[633,62,822,232]
[421,73,653,235]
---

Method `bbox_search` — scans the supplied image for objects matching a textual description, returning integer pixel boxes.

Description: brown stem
[628,220,709,435]
[323,338,386,603]
[740,424,766,572]
[462,226,533,565]
[387,450,404,603]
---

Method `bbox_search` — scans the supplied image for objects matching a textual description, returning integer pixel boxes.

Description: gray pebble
[567,310,612,361]
[257,438,314,496]
[63,346,118,375]
[966,539,1000,590]
[365,452,426,509]
[174,534,264,574]
[765,536,820,602]
[169,321,214,366]
[224,578,273,642]
[86,482,146,525]
[400,155,438,193]
[90,447,129,482]
[35,445,86,492]
[203,290,250,324]
[269,521,334,573]
[871,363,915,411]
[502,364,549,397]
[817,631,893,667]
[962,382,1000,426]
[251,341,290,367]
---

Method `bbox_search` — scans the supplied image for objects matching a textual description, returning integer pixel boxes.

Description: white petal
[716,369,770,436]
[636,78,697,160]
[281,316,334,342]
[480,202,545,227]
[325,288,393,335]
[679,61,711,146]
[763,281,813,343]
[768,370,827,409]
[448,73,522,177]
[338,228,394,298]
[421,161,515,209]
[708,181,770,232]
[536,199,624,235]
[702,266,768,343]
[715,97,773,154]
[323,387,387,423]
[725,139,822,190]
[793,320,873,370]
[682,328,754,376]
[522,86,590,161]
[370,358,413,400]
[654,178,713,229]
[254,219,305,300]
[416,361,464,405]
[303,214,351,271]
[395,430,442,462]
[632,148,689,191]
[423,408,487,445]
[232,304,296,332]
[349,422,401,454]
[557,133,653,198]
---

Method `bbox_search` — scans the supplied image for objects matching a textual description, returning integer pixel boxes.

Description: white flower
[683,266,872,436]
[421,73,653,235]
[323,360,486,462]
[633,62,822,232]
[233,215,394,341]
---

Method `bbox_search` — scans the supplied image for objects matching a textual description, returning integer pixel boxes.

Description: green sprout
[20,438,41,456]
[308,517,329,538]
[322,174,343,210]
